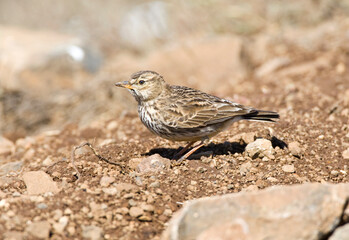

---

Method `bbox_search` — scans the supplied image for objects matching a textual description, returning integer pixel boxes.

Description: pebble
[100,176,115,187]
[282,164,295,173]
[42,156,54,166]
[129,206,144,218]
[53,216,69,234]
[23,171,60,195]
[116,207,129,215]
[134,176,143,186]
[115,183,139,193]
[26,221,51,239]
[141,204,155,212]
[4,231,25,240]
[135,154,171,174]
[149,181,160,188]
[239,162,252,176]
[245,139,274,159]
[0,137,15,155]
[267,177,279,183]
[288,141,303,157]
[82,225,103,240]
[241,185,259,192]
[342,148,349,160]
[330,170,339,177]
[128,157,143,170]
[155,189,163,195]
[138,215,152,222]
[163,208,173,216]
[0,161,23,176]
[102,187,118,195]
[128,199,137,207]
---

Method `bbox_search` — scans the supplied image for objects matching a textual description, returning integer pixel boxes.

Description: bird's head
[115,70,165,103]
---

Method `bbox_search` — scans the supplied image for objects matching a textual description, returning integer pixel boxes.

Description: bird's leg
[172,141,196,160]
[176,139,207,164]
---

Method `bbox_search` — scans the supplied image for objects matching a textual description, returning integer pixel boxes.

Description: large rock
[329,224,349,240]
[162,183,349,240]
[0,26,101,91]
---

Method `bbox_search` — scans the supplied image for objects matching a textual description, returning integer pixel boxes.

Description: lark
[115,70,279,162]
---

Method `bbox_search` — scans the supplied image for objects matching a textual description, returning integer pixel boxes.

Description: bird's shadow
[144,136,287,160]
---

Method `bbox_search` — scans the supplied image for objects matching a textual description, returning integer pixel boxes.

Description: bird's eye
[139,80,145,85]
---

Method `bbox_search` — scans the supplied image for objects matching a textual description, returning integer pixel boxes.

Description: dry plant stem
[71,142,125,181]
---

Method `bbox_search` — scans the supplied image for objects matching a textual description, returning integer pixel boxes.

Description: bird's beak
[115,81,133,90]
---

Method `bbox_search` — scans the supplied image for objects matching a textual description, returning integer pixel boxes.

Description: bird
[115,70,279,163]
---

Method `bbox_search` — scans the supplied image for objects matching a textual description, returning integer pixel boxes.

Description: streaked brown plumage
[115,70,279,162]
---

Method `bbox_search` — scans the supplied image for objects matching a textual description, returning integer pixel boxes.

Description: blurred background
[1,0,349,140]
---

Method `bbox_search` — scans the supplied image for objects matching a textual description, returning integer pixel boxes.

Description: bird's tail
[243,110,279,122]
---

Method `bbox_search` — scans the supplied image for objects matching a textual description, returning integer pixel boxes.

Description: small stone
[149,181,160,188]
[102,187,118,195]
[4,231,25,240]
[267,177,279,183]
[116,207,129,215]
[67,226,76,235]
[241,132,256,144]
[239,162,252,176]
[128,199,137,207]
[12,191,21,197]
[115,183,138,193]
[64,208,73,215]
[0,190,6,198]
[342,148,349,160]
[0,161,23,176]
[99,176,115,187]
[129,207,144,218]
[74,147,90,157]
[42,157,54,166]
[245,139,274,159]
[155,189,163,195]
[282,164,295,173]
[23,171,60,195]
[26,221,51,239]
[106,121,118,130]
[36,203,47,209]
[135,154,171,174]
[82,225,103,240]
[138,215,152,222]
[135,176,143,186]
[288,141,303,157]
[53,209,63,220]
[241,185,259,192]
[0,137,15,155]
[330,170,339,177]
[163,208,173,216]
[196,167,207,173]
[128,158,143,170]
[141,204,155,212]
[53,216,69,234]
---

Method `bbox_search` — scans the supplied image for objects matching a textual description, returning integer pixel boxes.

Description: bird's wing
[160,87,254,128]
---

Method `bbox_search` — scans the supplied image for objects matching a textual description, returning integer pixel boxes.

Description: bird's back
[138,84,278,141]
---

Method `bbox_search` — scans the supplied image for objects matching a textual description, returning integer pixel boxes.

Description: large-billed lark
[115,70,279,162]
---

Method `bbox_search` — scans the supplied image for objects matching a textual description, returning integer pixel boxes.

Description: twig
[71,142,126,182]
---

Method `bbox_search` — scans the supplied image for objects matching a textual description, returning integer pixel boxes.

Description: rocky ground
[1,1,349,239]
